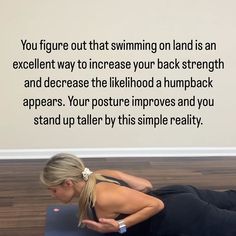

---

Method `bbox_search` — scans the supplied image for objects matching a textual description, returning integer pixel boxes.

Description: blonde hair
[40,153,118,226]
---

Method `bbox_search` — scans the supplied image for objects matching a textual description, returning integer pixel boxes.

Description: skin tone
[48,170,164,234]
[48,180,84,203]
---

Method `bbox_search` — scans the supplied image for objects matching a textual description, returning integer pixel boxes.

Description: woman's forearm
[95,169,153,192]
[119,172,153,193]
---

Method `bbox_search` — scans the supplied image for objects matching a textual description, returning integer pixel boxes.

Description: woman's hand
[82,218,119,233]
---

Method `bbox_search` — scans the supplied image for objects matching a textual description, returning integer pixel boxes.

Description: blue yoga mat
[45,205,104,236]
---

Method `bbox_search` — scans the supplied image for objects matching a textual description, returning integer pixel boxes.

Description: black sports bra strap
[99,175,129,187]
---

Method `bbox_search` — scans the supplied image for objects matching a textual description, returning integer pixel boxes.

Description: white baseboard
[0,147,236,159]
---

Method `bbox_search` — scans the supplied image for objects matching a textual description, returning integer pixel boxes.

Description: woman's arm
[82,182,164,233]
[94,169,153,192]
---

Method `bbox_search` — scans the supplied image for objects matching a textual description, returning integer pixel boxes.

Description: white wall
[0,1,235,152]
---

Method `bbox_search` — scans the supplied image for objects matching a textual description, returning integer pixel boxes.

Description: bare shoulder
[95,181,120,202]
[94,181,132,209]
[95,181,133,209]
[94,181,163,219]
[94,181,122,218]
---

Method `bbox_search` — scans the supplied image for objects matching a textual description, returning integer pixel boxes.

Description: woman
[40,153,236,236]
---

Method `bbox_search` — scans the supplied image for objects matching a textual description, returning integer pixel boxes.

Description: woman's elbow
[147,181,153,190]
[143,181,153,193]
[154,199,165,213]
[159,200,165,211]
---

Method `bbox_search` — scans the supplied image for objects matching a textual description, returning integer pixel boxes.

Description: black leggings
[167,185,236,210]
[149,185,236,236]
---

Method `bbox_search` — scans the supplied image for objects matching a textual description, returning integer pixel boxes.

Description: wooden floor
[0,157,236,236]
